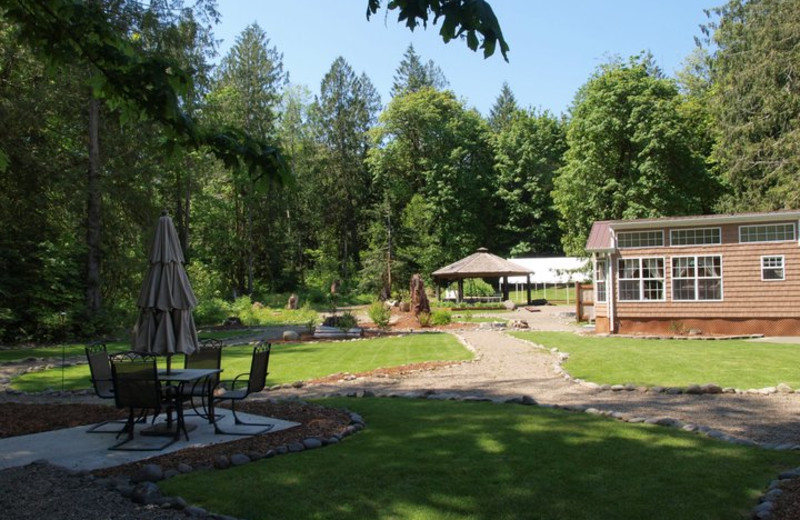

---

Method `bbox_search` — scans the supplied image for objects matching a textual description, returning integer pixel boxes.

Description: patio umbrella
[132,210,199,372]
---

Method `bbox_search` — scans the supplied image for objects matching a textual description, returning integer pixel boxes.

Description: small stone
[611,385,625,392]
[184,505,208,517]
[288,442,305,452]
[651,386,665,393]
[761,387,778,395]
[585,408,601,415]
[686,384,702,395]
[214,455,231,469]
[701,383,723,394]
[665,387,683,394]
[326,437,340,444]
[132,482,161,504]
[303,438,323,449]
[282,330,300,341]
[163,469,180,479]
[777,383,793,393]
[520,395,537,405]
[177,463,193,473]
[231,453,251,466]
[132,463,163,483]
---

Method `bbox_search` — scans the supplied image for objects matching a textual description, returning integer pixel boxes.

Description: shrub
[335,312,359,331]
[368,301,391,330]
[431,310,452,326]
[194,297,231,326]
[417,311,432,327]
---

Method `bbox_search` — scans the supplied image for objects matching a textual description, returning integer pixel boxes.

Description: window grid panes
[670,228,721,246]
[762,256,785,281]
[739,223,796,243]
[595,260,607,302]
[618,258,664,301]
[672,256,722,301]
[617,231,664,249]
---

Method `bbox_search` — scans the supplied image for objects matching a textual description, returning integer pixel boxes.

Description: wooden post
[457,278,464,303]
[526,274,532,305]
[576,282,583,321]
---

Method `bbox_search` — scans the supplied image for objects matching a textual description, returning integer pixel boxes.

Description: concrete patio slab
[0,409,299,472]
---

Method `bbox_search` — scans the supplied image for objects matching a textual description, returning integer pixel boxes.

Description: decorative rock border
[78,402,367,520]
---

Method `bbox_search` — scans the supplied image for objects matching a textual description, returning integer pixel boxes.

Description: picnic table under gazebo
[432,248,534,304]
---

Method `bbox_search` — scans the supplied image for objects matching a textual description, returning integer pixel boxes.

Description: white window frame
[671,255,723,301]
[595,259,607,303]
[617,257,665,302]
[761,255,785,281]
[617,230,664,249]
[739,223,796,243]
[669,227,722,247]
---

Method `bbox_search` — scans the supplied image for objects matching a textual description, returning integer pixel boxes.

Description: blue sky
[212,1,714,116]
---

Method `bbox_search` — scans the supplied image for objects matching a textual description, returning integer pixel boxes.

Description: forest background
[0,0,797,343]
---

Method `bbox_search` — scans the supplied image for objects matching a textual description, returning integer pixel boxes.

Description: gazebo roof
[432,248,533,280]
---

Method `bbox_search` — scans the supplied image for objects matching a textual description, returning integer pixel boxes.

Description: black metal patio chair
[181,338,224,420]
[109,356,185,451]
[85,340,138,434]
[212,341,273,435]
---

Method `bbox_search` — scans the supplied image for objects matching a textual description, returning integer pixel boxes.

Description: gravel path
[266,306,800,446]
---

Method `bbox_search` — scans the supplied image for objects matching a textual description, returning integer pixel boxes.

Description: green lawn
[11,333,472,392]
[160,398,798,520]
[511,331,800,389]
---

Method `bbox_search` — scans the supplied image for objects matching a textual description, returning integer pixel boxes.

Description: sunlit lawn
[511,331,800,389]
[160,398,798,520]
[11,333,472,392]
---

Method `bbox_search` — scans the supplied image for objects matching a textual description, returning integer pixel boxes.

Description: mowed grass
[511,331,800,389]
[160,398,799,520]
[11,333,471,392]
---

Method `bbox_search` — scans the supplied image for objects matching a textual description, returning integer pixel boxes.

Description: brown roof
[585,221,614,253]
[432,248,533,279]
[585,210,800,252]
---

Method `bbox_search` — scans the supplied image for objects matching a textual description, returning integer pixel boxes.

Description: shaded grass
[160,398,799,520]
[11,333,471,392]
[510,331,800,388]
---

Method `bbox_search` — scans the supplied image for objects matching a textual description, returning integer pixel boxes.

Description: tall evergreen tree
[488,82,519,132]
[706,0,800,210]
[206,23,289,295]
[309,57,381,283]
[391,44,448,97]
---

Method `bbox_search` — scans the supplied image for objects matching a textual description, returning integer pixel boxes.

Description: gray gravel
[0,461,185,520]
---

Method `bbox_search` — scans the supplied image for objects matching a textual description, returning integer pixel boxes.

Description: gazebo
[432,248,534,304]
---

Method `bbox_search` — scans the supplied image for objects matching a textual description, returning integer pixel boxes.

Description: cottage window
[617,231,664,249]
[762,256,785,281]
[618,257,664,301]
[739,223,796,243]
[672,256,722,301]
[595,260,607,302]
[670,227,721,246]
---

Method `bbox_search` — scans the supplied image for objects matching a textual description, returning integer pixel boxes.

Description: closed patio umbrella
[132,210,199,372]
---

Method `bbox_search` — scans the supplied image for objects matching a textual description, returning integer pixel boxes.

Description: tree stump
[409,273,430,316]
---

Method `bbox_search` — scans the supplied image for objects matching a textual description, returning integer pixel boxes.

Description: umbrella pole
[166,355,172,375]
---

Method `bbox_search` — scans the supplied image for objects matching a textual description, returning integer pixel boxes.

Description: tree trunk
[85,96,102,317]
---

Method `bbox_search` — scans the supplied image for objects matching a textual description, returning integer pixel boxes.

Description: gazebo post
[502,276,509,301]
[526,274,532,305]
[457,278,464,303]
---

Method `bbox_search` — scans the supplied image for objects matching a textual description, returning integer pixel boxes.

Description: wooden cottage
[585,211,800,336]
